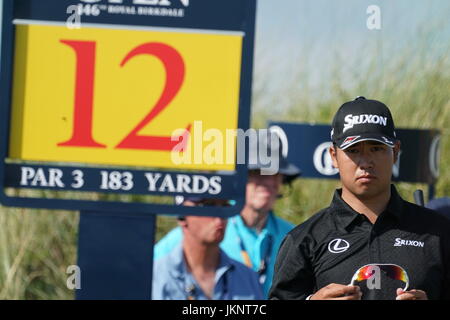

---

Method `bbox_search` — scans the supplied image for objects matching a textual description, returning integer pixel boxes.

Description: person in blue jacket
[154,130,301,297]
[152,198,263,300]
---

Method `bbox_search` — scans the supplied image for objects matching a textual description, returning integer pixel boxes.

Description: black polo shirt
[269,185,450,300]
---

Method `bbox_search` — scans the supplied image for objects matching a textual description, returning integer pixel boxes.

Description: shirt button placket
[371,228,381,262]
[368,227,377,263]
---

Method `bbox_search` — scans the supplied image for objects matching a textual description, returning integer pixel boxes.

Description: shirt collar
[233,211,277,237]
[331,184,405,230]
[215,250,235,281]
[266,211,279,234]
[167,244,187,280]
[168,243,234,281]
[384,185,405,220]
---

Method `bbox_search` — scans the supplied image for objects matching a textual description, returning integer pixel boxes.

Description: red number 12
[58,40,191,151]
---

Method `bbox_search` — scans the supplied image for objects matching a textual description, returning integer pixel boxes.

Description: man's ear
[329,145,339,169]
[178,218,188,229]
[393,141,401,163]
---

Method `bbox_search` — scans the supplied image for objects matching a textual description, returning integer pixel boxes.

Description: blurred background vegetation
[0,0,449,299]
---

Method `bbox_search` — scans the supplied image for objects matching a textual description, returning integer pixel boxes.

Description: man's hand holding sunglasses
[308,283,362,300]
[396,288,428,300]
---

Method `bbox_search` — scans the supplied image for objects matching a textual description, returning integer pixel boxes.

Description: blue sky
[253,0,450,110]
[256,0,449,62]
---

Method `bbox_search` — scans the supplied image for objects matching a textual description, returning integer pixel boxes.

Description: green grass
[0,207,77,299]
[0,37,449,299]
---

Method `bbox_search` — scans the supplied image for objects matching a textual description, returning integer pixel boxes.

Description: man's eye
[346,148,359,154]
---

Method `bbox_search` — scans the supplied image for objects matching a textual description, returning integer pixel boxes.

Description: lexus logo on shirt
[328,239,350,253]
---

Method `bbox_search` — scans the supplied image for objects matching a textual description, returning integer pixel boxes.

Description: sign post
[77,212,157,299]
[0,0,257,299]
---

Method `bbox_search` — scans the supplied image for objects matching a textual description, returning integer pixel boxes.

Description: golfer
[269,97,450,300]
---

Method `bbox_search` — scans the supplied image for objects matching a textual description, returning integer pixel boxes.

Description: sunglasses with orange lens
[349,263,409,291]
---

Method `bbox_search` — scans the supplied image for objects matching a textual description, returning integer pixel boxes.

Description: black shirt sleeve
[442,230,450,300]
[269,231,315,300]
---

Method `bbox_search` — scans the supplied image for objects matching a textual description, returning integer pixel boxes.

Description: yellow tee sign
[10,24,242,170]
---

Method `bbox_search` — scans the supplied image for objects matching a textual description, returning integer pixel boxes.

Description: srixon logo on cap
[343,114,388,133]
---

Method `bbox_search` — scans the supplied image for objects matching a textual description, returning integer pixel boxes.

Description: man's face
[330,140,400,199]
[245,170,283,212]
[180,200,228,245]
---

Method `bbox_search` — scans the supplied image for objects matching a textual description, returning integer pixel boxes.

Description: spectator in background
[426,197,450,220]
[152,198,263,300]
[154,130,301,297]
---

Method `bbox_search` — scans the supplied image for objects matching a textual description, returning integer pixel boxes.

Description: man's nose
[358,149,374,169]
